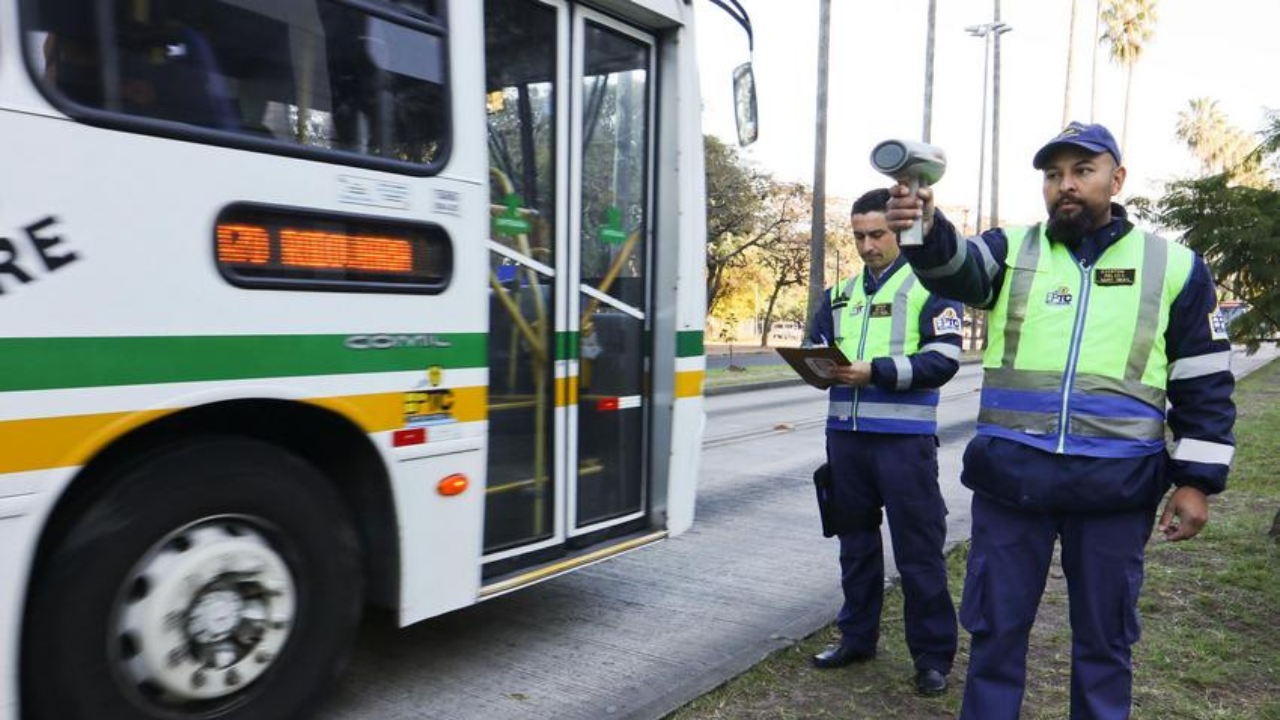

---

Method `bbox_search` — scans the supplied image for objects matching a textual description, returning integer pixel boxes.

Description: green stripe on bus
[556,332,580,361]
[0,334,488,393]
[676,331,704,357]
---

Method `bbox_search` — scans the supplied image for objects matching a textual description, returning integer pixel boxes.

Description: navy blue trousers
[959,493,1155,720]
[826,430,957,674]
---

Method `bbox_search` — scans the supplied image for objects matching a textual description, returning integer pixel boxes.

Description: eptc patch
[933,307,963,336]
[1209,307,1230,341]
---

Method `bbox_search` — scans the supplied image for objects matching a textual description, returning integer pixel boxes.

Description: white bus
[0,1,754,718]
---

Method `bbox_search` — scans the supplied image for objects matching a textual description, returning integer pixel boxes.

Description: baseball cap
[1032,122,1122,169]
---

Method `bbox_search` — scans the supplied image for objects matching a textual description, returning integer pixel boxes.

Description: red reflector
[392,428,426,447]
[438,474,469,496]
[596,397,619,411]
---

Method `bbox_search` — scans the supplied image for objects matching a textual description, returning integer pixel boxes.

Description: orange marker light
[437,474,469,497]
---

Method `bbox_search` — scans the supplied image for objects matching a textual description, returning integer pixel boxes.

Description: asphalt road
[315,346,1275,720]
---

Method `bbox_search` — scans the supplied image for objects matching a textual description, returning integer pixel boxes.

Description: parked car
[768,320,804,343]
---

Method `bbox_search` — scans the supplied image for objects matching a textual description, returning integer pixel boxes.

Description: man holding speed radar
[884,122,1236,720]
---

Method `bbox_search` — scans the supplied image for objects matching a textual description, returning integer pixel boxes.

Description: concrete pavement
[314,346,1276,720]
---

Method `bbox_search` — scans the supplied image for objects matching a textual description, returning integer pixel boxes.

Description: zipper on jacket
[1056,258,1092,453]
[850,282,878,431]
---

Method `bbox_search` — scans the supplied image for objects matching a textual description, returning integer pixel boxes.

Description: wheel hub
[114,519,296,703]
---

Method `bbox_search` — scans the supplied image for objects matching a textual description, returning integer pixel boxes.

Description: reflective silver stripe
[984,368,1167,409]
[1171,438,1235,465]
[1125,232,1169,382]
[1000,224,1043,369]
[1169,351,1233,381]
[828,401,853,419]
[914,237,969,278]
[1068,415,1166,441]
[856,402,937,422]
[892,355,913,390]
[920,342,962,361]
[983,367,1063,391]
[1074,374,1167,409]
[838,277,859,343]
[888,274,917,356]
[977,407,1059,435]
[972,234,1001,280]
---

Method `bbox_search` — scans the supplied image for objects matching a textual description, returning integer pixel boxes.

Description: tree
[756,184,813,346]
[1176,98,1232,174]
[1099,0,1157,151]
[1175,98,1269,188]
[1142,114,1280,351]
[704,135,800,314]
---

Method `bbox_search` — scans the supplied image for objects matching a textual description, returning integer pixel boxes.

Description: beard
[1046,201,1100,247]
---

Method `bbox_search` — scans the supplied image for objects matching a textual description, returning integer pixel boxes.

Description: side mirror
[733,62,758,147]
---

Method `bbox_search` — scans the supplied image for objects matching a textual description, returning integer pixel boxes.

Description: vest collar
[861,255,908,295]
[1047,202,1135,266]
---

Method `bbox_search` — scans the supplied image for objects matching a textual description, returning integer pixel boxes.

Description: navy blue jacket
[809,256,964,397]
[902,204,1234,510]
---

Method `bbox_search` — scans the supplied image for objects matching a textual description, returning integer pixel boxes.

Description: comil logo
[1045,286,1074,307]
[345,334,453,350]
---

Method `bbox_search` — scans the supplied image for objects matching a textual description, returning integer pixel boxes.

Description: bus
[0,1,754,718]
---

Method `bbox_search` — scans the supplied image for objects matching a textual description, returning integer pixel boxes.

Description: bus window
[22,0,449,168]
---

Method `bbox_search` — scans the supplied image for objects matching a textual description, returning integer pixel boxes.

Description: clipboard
[775,345,852,389]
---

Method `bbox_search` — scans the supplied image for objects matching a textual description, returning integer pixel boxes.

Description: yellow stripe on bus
[675,370,705,399]
[555,376,580,407]
[0,386,488,474]
[0,409,178,475]
[309,386,488,432]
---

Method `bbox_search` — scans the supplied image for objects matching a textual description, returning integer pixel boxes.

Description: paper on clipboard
[775,345,852,389]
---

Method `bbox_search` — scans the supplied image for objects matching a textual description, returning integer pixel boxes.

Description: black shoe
[811,643,876,669]
[914,668,948,696]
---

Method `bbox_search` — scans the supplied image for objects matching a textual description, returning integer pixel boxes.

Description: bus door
[482,0,654,569]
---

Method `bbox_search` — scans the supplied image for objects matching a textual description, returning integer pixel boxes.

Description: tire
[22,437,363,720]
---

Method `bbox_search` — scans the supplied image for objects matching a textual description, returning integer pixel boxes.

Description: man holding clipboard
[799,188,964,695]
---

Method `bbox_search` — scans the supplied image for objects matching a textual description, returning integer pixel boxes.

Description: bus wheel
[22,437,363,720]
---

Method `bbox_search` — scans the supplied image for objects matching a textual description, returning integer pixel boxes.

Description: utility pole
[1090,0,1101,122]
[923,0,938,141]
[991,0,1006,229]
[806,0,832,332]
[965,21,1009,231]
[1063,0,1078,125]
[968,25,993,233]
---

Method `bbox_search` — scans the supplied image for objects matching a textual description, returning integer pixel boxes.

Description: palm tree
[1063,0,1079,125]
[1175,98,1270,187]
[1099,0,1158,152]
[1176,98,1231,174]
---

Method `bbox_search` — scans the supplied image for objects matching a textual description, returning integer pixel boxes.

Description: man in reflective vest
[886,122,1236,720]
[807,189,964,695]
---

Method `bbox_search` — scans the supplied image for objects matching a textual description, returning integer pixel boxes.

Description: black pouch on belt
[813,462,883,537]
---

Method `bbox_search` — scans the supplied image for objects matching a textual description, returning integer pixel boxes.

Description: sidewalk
[672,350,1280,720]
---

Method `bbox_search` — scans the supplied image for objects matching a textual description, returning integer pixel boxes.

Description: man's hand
[886,182,936,237]
[1158,486,1210,541]
[830,361,873,387]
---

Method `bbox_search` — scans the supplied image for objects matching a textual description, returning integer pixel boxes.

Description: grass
[670,358,1280,720]
[704,363,801,390]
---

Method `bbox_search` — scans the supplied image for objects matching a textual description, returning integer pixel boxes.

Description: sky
[695,0,1280,228]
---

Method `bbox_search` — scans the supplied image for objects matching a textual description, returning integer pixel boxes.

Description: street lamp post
[965,21,1011,234]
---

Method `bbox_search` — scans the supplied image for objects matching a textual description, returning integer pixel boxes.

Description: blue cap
[1032,122,1122,169]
